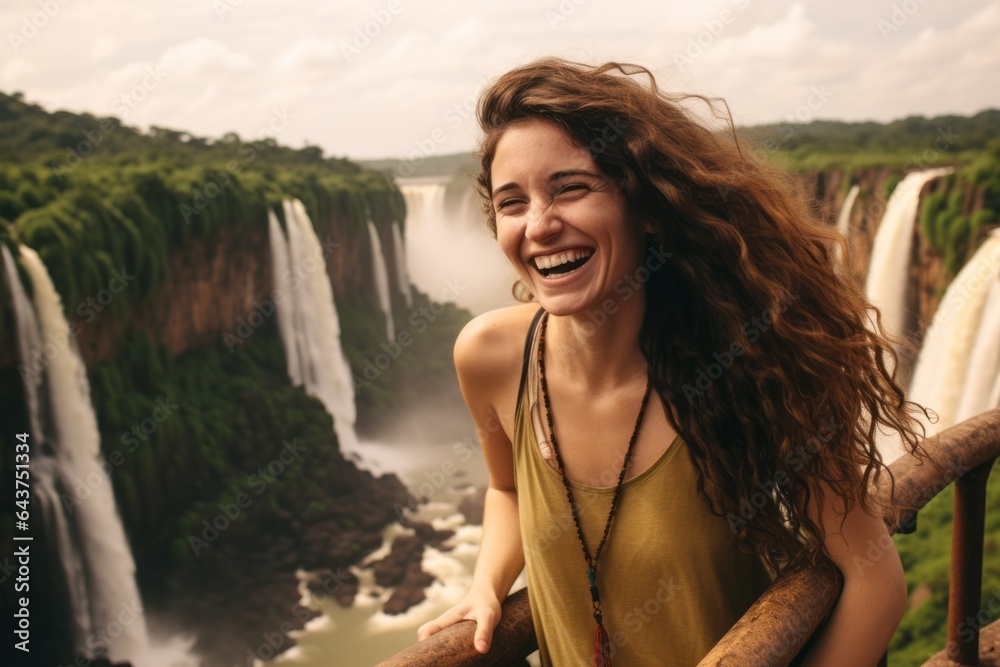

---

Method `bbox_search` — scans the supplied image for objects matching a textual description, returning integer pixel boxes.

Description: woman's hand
[417,587,503,654]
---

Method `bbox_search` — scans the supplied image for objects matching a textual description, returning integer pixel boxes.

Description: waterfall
[398,177,515,315]
[391,221,413,308]
[911,230,1000,430]
[834,184,860,269]
[864,168,953,343]
[3,246,93,648]
[835,184,861,240]
[3,245,44,436]
[367,220,395,340]
[879,230,1000,462]
[268,210,302,385]
[9,245,149,662]
[954,253,1000,422]
[270,199,361,461]
[398,179,447,302]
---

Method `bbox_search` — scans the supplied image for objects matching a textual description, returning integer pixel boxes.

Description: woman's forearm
[470,486,525,600]
[799,565,907,666]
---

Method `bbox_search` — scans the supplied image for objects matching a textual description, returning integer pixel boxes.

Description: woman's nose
[524,200,562,242]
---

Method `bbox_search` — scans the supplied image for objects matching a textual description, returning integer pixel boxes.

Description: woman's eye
[497,198,524,210]
[557,183,588,196]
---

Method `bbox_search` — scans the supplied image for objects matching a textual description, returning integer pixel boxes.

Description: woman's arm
[798,480,908,666]
[417,310,529,654]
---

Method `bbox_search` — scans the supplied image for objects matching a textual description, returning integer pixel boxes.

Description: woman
[417,58,931,666]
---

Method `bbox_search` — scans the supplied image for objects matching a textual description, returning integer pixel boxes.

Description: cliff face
[802,167,997,342]
[328,215,378,298]
[65,212,379,367]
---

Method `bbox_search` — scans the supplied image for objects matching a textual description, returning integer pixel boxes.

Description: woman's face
[490,117,644,316]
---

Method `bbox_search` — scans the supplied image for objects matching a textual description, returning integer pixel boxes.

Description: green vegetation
[338,289,470,432]
[919,143,1000,276]
[740,109,1000,171]
[890,461,1000,665]
[0,90,406,332]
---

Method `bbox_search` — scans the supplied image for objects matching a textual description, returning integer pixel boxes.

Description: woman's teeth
[533,250,593,277]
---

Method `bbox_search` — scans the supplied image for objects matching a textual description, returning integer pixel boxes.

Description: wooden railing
[377,407,1000,666]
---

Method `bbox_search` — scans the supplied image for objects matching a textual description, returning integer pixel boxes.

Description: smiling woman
[491,120,644,318]
[415,57,935,667]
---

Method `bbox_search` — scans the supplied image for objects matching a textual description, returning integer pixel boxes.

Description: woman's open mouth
[532,249,594,277]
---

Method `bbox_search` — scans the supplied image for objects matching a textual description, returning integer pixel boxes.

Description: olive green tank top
[513,310,773,666]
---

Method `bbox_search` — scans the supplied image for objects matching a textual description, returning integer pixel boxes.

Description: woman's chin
[532,292,599,318]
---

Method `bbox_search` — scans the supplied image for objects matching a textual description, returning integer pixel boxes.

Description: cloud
[90,36,119,62]
[160,37,254,74]
[0,0,994,159]
[273,37,343,75]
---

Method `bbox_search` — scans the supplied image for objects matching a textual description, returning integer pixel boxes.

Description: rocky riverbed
[153,469,487,667]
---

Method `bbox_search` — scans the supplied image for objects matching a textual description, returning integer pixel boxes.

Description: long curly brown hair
[473,57,936,575]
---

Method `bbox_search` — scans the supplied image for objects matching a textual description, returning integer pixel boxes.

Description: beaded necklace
[536,312,652,667]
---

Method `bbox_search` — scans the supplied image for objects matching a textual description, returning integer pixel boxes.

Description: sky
[2,0,998,161]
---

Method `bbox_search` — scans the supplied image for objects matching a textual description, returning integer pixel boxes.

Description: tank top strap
[515,307,546,421]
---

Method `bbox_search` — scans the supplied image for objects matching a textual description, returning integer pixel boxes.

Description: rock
[304,568,359,608]
[402,518,455,548]
[458,487,487,525]
[373,535,424,587]
[382,564,435,615]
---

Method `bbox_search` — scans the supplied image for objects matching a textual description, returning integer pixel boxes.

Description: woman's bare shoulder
[454,303,541,385]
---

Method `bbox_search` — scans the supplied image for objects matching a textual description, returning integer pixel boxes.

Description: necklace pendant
[587,568,597,586]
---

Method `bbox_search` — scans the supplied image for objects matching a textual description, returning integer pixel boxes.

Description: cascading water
[865,168,953,343]
[270,199,361,462]
[954,250,1000,422]
[8,245,149,662]
[268,209,302,385]
[2,246,44,442]
[834,184,860,268]
[3,246,92,649]
[391,221,413,308]
[367,220,395,340]
[399,178,447,298]
[836,184,861,239]
[398,177,515,315]
[910,230,1000,430]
